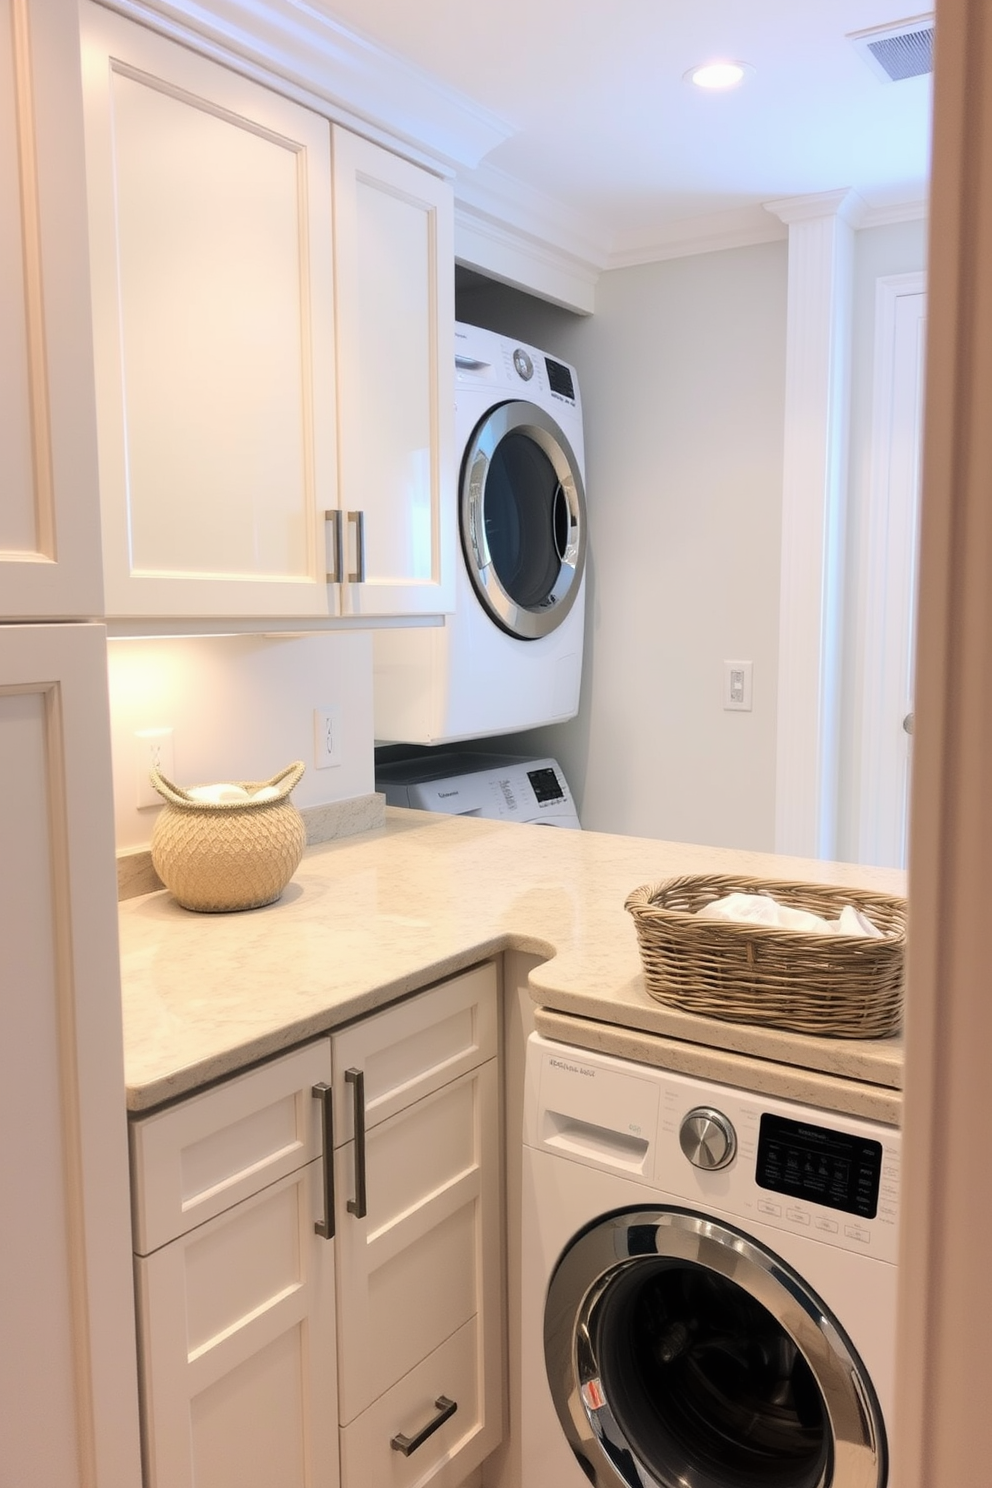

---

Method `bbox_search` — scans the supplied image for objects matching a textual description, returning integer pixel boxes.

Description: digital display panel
[756,1113,882,1218]
[527,767,565,803]
[545,358,575,400]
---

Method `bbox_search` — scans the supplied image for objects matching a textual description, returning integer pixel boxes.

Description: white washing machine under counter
[521,1034,900,1488]
[373,323,588,744]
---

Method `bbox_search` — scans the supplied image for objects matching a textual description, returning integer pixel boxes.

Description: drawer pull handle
[345,1067,367,1218]
[325,509,343,584]
[347,509,366,583]
[311,1082,334,1240]
[390,1396,457,1456]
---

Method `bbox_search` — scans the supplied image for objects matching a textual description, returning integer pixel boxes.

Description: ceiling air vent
[848,14,934,83]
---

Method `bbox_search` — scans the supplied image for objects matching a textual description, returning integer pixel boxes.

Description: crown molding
[765,187,869,227]
[95,0,515,171]
[859,197,929,227]
[607,204,788,269]
[454,162,610,268]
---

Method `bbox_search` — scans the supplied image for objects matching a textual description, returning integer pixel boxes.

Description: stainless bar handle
[346,510,366,583]
[311,1082,334,1239]
[325,509,343,584]
[345,1067,367,1218]
[390,1396,457,1456]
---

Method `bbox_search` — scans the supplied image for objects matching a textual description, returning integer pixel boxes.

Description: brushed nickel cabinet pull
[390,1396,457,1456]
[345,1067,367,1218]
[325,509,343,584]
[311,1082,334,1239]
[346,510,366,583]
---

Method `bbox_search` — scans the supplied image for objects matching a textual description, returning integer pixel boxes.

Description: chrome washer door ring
[460,400,586,640]
[544,1207,886,1488]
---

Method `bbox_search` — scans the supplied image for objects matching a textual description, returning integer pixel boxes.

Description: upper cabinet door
[81,6,337,620]
[0,0,104,619]
[332,127,455,617]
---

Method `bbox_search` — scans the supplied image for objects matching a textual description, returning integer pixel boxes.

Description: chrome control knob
[679,1107,737,1171]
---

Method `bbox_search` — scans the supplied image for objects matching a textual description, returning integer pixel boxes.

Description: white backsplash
[107,631,375,851]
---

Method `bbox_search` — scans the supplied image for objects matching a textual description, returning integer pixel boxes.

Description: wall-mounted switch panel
[723,661,753,712]
[135,727,175,808]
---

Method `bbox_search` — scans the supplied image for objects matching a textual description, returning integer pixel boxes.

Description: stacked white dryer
[373,323,588,744]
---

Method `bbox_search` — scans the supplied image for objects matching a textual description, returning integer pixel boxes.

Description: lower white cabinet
[130,965,503,1488]
[131,1040,339,1488]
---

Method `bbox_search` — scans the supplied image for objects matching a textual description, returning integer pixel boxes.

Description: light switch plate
[723,661,753,711]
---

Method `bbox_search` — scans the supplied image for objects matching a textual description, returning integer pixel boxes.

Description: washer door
[545,1208,886,1488]
[460,399,586,640]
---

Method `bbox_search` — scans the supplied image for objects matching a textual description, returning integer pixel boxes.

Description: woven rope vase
[150,762,307,913]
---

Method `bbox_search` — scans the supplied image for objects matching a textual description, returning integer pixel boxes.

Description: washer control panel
[526,1034,901,1265]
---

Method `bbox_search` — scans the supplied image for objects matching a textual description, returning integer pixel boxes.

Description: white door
[0,0,104,619]
[0,623,142,1487]
[81,5,338,620]
[858,276,927,868]
[332,127,456,617]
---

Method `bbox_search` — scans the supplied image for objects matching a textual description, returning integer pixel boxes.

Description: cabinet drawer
[339,1315,496,1488]
[131,1041,331,1253]
[331,963,497,1143]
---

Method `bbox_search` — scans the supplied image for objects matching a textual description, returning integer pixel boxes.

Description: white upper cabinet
[81,6,455,625]
[82,5,338,620]
[0,0,104,619]
[332,127,455,617]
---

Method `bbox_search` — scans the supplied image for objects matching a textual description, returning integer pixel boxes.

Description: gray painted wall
[457,242,789,851]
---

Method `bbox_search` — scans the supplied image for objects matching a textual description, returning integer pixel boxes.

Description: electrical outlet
[314,707,342,769]
[723,661,753,712]
[135,728,175,808]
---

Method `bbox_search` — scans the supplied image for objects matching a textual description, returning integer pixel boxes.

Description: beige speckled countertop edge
[534,1008,902,1126]
[118,809,906,1114]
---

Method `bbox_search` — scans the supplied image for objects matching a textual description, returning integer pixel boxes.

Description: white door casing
[858,274,927,869]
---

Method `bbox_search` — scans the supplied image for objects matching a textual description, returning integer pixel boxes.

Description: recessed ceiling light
[686,61,754,90]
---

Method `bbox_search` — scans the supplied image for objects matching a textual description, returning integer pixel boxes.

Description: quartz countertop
[119,807,906,1111]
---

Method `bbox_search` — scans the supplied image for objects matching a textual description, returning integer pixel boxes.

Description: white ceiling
[312,0,931,260]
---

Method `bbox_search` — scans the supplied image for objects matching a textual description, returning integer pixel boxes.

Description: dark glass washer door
[544,1207,886,1488]
[460,399,586,640]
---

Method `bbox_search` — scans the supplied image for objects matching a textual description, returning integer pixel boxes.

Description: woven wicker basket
[150,762,306,913]
[625,873,906,1039]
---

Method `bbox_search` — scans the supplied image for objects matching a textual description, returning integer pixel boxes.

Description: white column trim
[766,190,859,857]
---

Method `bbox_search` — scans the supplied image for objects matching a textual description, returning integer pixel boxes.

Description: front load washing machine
[521,1034,900,1488]
[373,323,588,744]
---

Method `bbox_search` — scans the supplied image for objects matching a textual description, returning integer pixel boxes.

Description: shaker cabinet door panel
[0,625,141,1485]
[136,1161,339,1488]
[0,0,104,617]
[334,1059,500,1428]
[332,127,455,617]
[81,5,337,619]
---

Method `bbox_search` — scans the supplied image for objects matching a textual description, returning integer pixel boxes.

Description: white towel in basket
[696,893,884,938]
